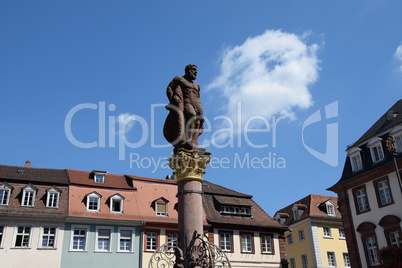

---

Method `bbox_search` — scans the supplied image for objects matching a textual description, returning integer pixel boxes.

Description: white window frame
[365,237,380,266]
[356,188,369,212]
[368,138,385,163]
[70,225,89,251]
[394,133,402,153]
[298,229,305,241]
[221,205,230,213]
[343,252,351,267]
[0,184,12,206]
[323,227,332,238]
[325,201,335,216]
[86,192,101,212]
[339,228,346,239]
[0,225,5,248]
[13,225,33,248]
[146,231,158,251]
[349,150,363,172]
[301,254,308,268]
[327,251,336,267]
[389,231,401,247]
[261,234,272,253]
[38,225,59,249]
[166,231,178,252]
[377,180,392,205]
[94,174,105,183]
[220,232,231,252]
[21,185,37,207]
[118,227,135,252]
[110,194,124,213]
[287,233,293,245]
[156,202,167,216]
[95,226,112,252]
[241,233,253,253]
[289,258,296,268]
[46,187,61,208]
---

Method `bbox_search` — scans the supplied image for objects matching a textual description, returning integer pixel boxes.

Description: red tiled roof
[275,194,340,225]
[0,164,69,185]
[67,169,134,189]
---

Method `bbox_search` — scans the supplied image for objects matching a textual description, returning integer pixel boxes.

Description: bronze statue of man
[163,64,204,151]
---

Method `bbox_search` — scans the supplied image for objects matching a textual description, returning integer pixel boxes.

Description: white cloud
[394,44,402,72]
[207,29,321,137]
[117,113,137,136]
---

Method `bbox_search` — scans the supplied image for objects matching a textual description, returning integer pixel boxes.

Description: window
[145,230,159,251]
[219,231,232,252]
[327,252,336,266]
[70,226,88,251]
[349,152,363,172]
[374,178,393,207]
[287,233,293,245]
[21,185,37,207]
[339,228,346,239]
[365,237,380,266]
[0,183,12,205]
[110,194,124,213]
[301,254,308,268]
[261,234,273,254]
[14,226,32,248]
[389,231,401,247]
[40,227,57,248]
[156,202,167,216]
[167,231,178,252]
[289,258,296,268]
[241,207,251,215]
[118,228,134,252]
[232,207,240,214]
[343,253,351,267]
[323,227,332,238]
[326,202,335,216]
[221,206,230,213]
[298,229,305,241]
[293,209,299,221]
[394,134,402,153]
[86,192,101,212]
[353,186,370,213]
[0,226,4,248]
[46,187,60,208]
[240,232,253,253]
[94,174,105,183]
[96,227,112,252]
[369,140,385,163]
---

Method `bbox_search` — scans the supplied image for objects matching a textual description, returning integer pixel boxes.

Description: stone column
[169,148,211,268]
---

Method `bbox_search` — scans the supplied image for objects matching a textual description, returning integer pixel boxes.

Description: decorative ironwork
[148,235,231,268]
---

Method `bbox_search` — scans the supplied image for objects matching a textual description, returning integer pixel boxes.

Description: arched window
[357,222,380,267]
[379,215,401,247]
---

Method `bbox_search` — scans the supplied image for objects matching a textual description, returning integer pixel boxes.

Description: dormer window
[232,207,240,214]
[92,170,107,183]
[325,201,336,216]
[221,206,230,213]
[153,197,169,216]
[348,148,363,172]
[86,192,101,212]
[110,194,124,213]
[241,207,251,215]
[0,183,12,206]
[292,204,306,221]
[46,187,61,208]
[390,126,402,153]
[21,185,38,207]
[368,138,384,163]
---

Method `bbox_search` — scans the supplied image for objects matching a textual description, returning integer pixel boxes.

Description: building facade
[203,181,288,267]
[329,99,402,268]
[0,162,69,268]
[275,194,349,268]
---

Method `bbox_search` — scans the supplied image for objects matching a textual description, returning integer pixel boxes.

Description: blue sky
[1,1,402,215]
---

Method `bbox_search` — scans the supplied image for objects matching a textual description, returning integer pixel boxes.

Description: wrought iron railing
[148,235,231,268]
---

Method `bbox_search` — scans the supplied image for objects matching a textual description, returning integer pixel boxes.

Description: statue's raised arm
[163,64,204,151]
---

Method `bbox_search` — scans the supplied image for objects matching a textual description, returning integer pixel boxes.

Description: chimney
[24,161,31,168]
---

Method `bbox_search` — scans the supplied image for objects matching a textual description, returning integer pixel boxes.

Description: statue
[164,64,204,151]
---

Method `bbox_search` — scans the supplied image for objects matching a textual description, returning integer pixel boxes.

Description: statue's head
[185,64,197,81]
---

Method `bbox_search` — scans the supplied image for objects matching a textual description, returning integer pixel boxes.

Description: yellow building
[274,194,350,268]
